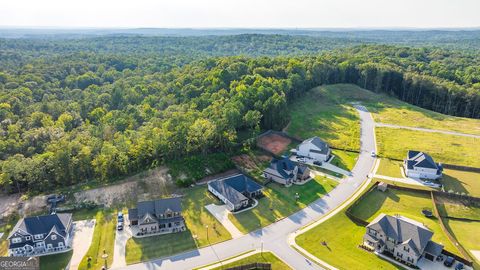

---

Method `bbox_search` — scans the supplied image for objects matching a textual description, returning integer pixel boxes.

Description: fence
[225,262,272,270]
[344,182,379,226]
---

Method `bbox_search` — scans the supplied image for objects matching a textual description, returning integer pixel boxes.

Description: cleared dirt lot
[257,133,292,155]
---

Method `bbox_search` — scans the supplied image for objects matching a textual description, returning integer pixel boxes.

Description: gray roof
[367,214,434,255]
[265,157,308,180]
[208,174,263,206]
[406,150,439,170]
[424,240,444,256]
[129,197,183,221]
[299,137,330,155]
[8,213,72,239]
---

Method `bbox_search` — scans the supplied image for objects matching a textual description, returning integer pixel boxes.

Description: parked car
[117,212,124,222]
[444,256,455,267]
[46,194,65,204]
[455,263,464,270]
[313,161,322,166]
[117,221,124,231]
[370,151,376,157]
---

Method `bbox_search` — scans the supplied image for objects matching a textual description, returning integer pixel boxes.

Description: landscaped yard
[125,186,232,264]
[440,169,480,197]
[40,250,73,270]
[228,176,338,234]
[376,158,403,178]
[330,149,358,171]
[78,210,116,270]
[349,188,460,255]
[286,85,360,151]
[376,127,480,167]
[210,251,291,270]
[295,185,400,270]
[443,219,480,268]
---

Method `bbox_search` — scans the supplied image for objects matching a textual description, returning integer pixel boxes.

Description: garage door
[424,253,434,261]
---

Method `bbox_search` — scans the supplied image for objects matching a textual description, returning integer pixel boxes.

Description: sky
[1,0,479,29]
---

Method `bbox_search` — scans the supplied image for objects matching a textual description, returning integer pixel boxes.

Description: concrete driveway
[68,219,96,270]
[205,204,243,239]
[111,216,131,269]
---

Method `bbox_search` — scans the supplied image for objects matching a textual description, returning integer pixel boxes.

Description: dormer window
[25,236,31,241]
[11,237,21,244]
[34,234,43,240]
[51,235,57,240]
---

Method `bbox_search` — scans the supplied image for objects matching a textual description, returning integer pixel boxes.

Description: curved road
[119,105,377,270]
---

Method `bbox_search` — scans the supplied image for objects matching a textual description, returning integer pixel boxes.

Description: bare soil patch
[257,133,291,155]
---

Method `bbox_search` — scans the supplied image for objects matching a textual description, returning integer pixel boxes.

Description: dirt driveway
[68,219,96,270]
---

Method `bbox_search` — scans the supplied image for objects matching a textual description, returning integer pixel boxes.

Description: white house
[364,214,444,267]
[296,137,331,162]
[404,150,442,180]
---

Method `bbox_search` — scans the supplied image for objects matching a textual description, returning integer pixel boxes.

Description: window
[387,237,395,243]
[47,244,53,249]
[34,234,43,240]
[51,235,57,241]
[58,242,64,247]
[11,238,21,244]
[25,236,31,241]
[404,246,409,252]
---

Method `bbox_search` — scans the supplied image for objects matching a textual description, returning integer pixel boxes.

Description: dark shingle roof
[8,213,72,239]
[208,174,263,206]
[367,214,434,256]
[300,137,329,155]
[406,150,438,170]
[266,157,308,179]
[129,197,183,221]
[424,240,444,256]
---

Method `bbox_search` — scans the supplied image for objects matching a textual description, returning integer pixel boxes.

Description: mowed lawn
[125,186,231,264]
[349,188,459,255]
[295,185,400,270]
[209,251,291,270]
[376,159,403,178]
[440,169,480,197]
[229,176,338,234]
[376,127,480,167]
[286,85,360,151]
[40,250,73,270]
[331,149,358,171]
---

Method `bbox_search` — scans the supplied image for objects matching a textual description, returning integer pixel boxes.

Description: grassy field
[376,159,403,178]
[330,150,358,171]
[372,178,434,191]
[349,188,459,255]
[210,251,291,270]
[125,186,231,264]
[376,127,480,168]
[228,176,338,234]
[40,250,73,270]
[286,85,360,151]
[443,219,480,268]
[295,184,401,270]
[440,169,480,197]
[78,210,116,270]
[314,83,480,136]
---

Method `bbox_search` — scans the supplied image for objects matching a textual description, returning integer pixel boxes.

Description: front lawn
[376,159,403,178]
[349,188,460,255]
[40,250,73,270]
[286,85,360,151]
[125,186,231,264]
[330,150,358,171]
[440,169,480,197]
[228,176,338,234]
[295,184,400,270]
[210,251,291,270]
[376,127,480,167]
[78,210,116,270]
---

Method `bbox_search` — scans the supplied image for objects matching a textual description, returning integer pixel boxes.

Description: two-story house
[8,213,73,257]
[128,197,186,237]
[296,136,331,162]
[363,213,444,266]
[208,174,263,212]
[263,157,310,186]
[404,150,443,180]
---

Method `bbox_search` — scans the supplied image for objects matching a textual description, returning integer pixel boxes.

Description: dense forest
[0,34,479,193]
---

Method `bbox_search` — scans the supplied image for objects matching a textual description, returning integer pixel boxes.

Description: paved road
[118,105,377,270]
[375,122,480,138]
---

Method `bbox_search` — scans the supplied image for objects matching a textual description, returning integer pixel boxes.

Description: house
[8,213,73,257]
[263,157,310,186]
[296,137,331,162]
[363,214,444,266]
[128,197,186,237]
[208,174,263,212]
[404,150,442,180]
